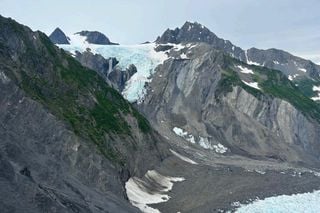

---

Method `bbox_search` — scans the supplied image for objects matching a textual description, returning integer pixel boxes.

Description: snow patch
[235,190,320,213]
[245,50,262,66]
[173,127,196,144]
[125,170,185,213]
[170,149,198,165]
[311,85,320,101]
[180,53,188,59]
[237,65,254,74]
[298,67,307,72]
[273,60,279,64]
[199,137,228,153]
[288,74,299,81]
[242,80,261,90]
[213,143,228,154]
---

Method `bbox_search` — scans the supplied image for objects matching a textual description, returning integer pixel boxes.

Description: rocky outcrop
[0,15,167,212]
[49,27,70,44]
[156,22,320,86]
[140,43,320,167]
[76,30,119,45]
[156,21,246,61]
[74,50,136,91]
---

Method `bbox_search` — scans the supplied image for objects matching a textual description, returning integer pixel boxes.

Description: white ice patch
[237,65,254,74]
[199,137,228,154]
[59,42,168,103]
[311,85,320,101]
[172,127,196,144]
[298,67,307,72]
[288,74,299,81]
[125,170,185,213]
[235,190,320,213]
[180,53,188,59]
[170,149,198,165]
[242,80,261,90]
[213,143,228,154]
[199,137,214,150]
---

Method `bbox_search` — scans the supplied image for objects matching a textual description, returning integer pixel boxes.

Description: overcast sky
[0,0,319,62]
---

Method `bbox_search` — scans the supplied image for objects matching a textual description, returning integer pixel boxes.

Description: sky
[0,0,319,63]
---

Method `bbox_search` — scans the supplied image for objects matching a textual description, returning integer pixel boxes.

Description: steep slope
[50,21,320,213]
[156,22,320,100]
[0,16,167,212]
[140,43,320,167]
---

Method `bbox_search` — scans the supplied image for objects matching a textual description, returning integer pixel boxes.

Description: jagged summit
[75,30,119,45]
[49,27,70,44]
[156,21,246,60]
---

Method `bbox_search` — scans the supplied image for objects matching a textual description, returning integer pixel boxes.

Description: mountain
[3,16,320,213]
[156,21,246,61]
[74,30,119,45]
[156,22,320,100]
[0,15,167,212]
[55,21,320,212]
[49,27,70,44]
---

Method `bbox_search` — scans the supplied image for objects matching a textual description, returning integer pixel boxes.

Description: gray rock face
[49,27,70,44]
[74,50,136,91]
[156,21,246,61]
[156,22,320,84]
[246,48,320,80]
[76,30,119,45]
[140,44,320,167]
[0,15,167,212]
[0,78,139,213]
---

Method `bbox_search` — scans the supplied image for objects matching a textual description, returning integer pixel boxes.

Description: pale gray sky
[0,0,319,62]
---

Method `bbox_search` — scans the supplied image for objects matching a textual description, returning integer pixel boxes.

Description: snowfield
[125,170,185,213]
[235,190,320,213]
[58,35,168,103]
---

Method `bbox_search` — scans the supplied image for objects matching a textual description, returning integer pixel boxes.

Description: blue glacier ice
[58,35,168,103]
[235,190,320,213]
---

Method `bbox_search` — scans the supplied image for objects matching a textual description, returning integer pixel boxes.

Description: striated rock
[140,44,320,167]
[74,50,136,91]
[0,15,167,212]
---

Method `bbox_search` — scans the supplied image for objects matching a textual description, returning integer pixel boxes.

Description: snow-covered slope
[59,39,168,103]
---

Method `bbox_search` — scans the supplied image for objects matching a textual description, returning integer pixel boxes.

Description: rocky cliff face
[74,50,137,91]
[140,43,320,167]
[0,15,166,212]
[156,22,320,99]
[49,27,70,44]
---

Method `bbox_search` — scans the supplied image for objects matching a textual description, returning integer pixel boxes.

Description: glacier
[58,35,168,103]
[235,190,320,213]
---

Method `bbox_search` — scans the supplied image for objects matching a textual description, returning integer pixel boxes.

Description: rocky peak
[75,30,119,45]
[49,27,70,44]
[156,21,246,61]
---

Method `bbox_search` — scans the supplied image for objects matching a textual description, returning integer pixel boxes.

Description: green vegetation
[2,28,151,163]
[217,55,320,122]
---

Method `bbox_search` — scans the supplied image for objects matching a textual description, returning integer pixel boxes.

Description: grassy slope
[0,18,151,163]
[217,56,320,122]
